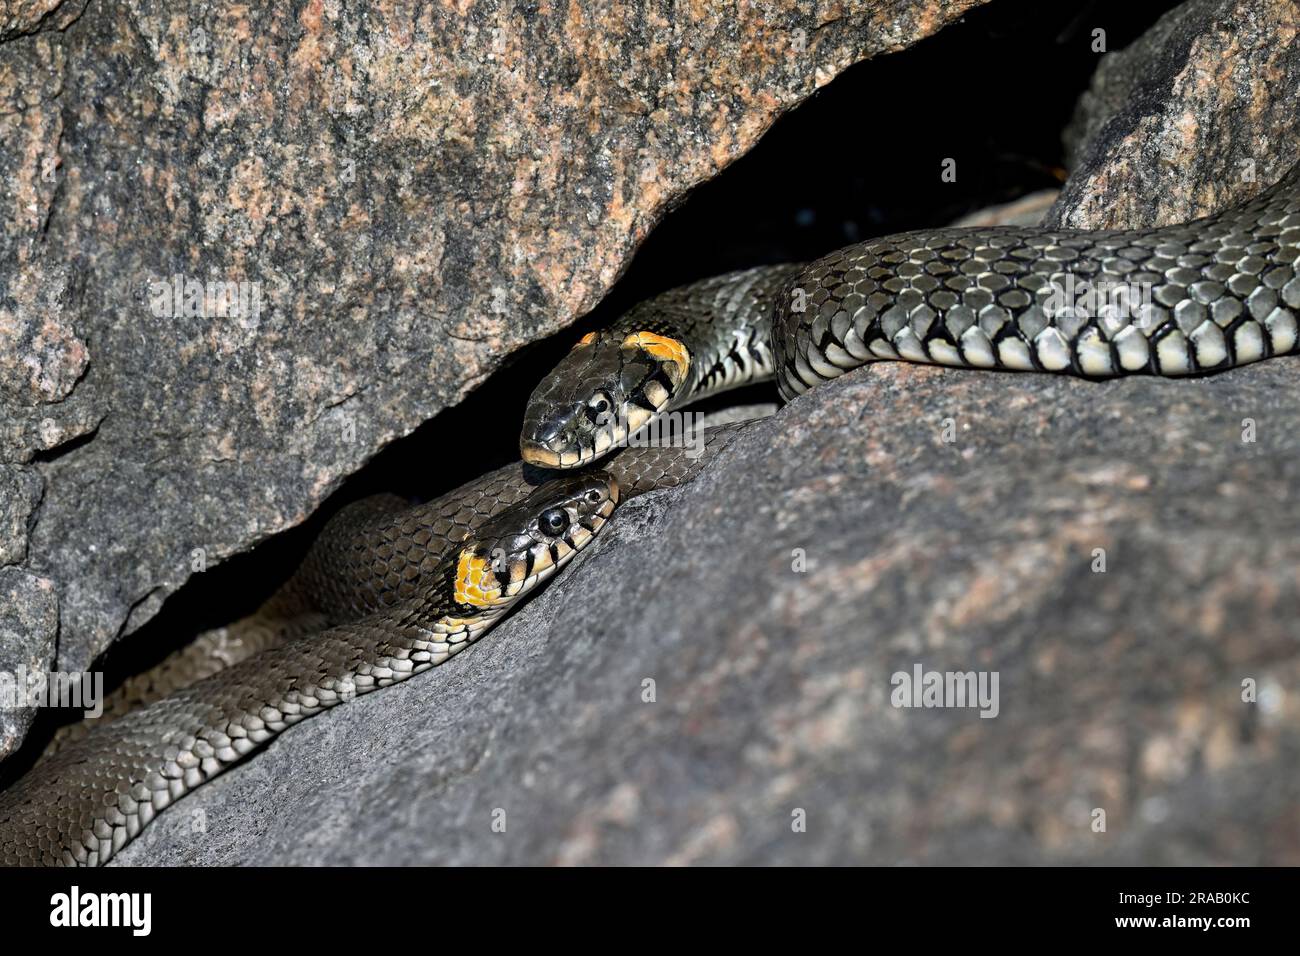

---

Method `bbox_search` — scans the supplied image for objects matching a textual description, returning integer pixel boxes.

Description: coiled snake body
[521,162,1300,468]
[4,159,1297,867]
[0,436,746,866]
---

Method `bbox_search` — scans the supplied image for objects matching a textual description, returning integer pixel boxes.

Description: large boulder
[0,0,987,757]
[115,357,1300,864]
[1049,0,1299,230]
[8,0,1300,863]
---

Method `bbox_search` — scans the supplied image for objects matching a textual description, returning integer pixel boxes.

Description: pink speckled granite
[0,0,985,756]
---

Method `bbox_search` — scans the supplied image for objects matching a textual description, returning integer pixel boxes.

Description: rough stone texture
[114,357,1300,865]
[8,0,1300,860]
[0,568,58,756]
[0,0,988,723]
[1048,0,1300,230]
[0,1,82,42]
[0,462,46,754]
[0,464,41,567]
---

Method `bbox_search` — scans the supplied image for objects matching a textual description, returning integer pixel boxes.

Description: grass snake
[521,161,1300,468]
[0,434,746,866]
[3,158,1297,867]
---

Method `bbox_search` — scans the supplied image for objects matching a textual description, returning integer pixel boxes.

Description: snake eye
[585,393,612,424]
[539,507,570,537]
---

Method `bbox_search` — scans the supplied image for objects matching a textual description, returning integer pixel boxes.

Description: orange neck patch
[622,331,691,384]
[454,550,501,607]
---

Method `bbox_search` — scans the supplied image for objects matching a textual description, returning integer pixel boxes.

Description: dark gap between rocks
[28,424,100,464]
[5,0,1182,776]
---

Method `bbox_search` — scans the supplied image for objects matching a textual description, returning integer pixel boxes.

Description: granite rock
[0,0,986,752]
[0,464,41,567]
[0,1,82,42]
[1048,0,1300,230]
[0,568,58,757]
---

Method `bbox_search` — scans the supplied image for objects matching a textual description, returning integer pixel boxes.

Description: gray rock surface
[0,459,49,752]
[0,567,57,756]
[115,358,1300,865]
[0,464,40,567]
[0,0,988,757]
[1049,0,1299,230]
[7,0,1300,863]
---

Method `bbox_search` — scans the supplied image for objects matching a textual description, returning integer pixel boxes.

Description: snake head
[520,330,691,468]
[446,471,619,621]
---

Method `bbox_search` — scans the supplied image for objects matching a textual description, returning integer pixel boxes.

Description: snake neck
[623,263,806,410]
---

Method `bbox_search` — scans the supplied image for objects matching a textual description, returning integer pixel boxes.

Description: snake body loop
[0,425,756,867]
[522,161,1300,466]
[0,471,620,865]
[7,155,1298,866]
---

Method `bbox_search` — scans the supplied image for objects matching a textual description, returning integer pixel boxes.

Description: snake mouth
[519,420,622,468]
[519,441,570,468]
[519,436,607,469]
[519,403,657,469]
[521,439,606,469]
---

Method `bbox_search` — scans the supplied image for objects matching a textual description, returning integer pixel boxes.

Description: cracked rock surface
[115,357,1300,865]
[0,0,985,759]
[4,0,1299,864]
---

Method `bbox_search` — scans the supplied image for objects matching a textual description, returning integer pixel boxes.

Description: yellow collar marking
[455,550,501,607]
[622,331,690,385]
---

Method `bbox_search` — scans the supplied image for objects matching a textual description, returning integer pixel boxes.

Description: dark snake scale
[774,162,1300,398]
